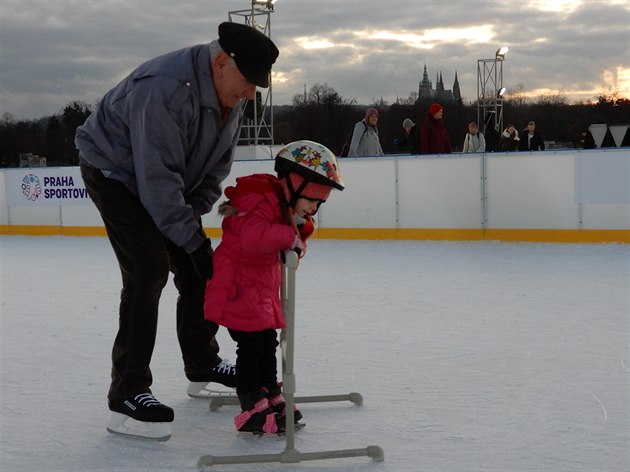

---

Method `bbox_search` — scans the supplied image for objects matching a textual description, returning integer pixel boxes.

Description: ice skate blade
[187,381,236,399]
[237,422,305,439]
[107,412,172,441]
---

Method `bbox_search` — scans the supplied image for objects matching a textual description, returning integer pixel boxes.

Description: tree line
[1,101,91,168]
[1,86,628,168]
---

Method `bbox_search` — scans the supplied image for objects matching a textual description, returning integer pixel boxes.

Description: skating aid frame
[197,250,384,469]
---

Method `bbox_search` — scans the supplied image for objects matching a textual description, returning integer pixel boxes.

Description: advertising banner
[4,167,91,206]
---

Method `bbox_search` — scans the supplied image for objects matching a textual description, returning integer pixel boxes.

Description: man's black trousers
[80,164,221,400]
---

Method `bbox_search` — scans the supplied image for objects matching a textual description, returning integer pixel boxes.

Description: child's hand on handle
[281,235,304,264]
[291,235,305,257]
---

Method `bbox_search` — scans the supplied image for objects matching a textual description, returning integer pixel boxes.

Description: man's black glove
[190,238,214,280]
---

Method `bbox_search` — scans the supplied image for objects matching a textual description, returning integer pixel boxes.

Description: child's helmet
[275,140,345,191]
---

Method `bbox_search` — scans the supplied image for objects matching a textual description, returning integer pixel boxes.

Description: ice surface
[1,236,628,471]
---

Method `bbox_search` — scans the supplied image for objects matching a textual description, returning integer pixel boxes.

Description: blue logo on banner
[21,174,42,201]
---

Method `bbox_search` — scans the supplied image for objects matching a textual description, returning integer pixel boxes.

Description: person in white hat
[393,118,420,154]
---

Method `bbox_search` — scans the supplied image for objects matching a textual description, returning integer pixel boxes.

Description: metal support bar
[481,153,488,234]
[210,392,363,410]
[198,446,385,467]
[197,250,384,469]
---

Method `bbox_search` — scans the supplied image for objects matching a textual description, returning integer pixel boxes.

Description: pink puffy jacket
[203,174,299,332]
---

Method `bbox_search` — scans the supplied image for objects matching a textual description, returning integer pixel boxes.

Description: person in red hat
[204,140,344,435]
[420,103,452,155]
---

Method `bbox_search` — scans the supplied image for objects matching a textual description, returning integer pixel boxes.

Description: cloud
[1,0,628,120]
[361,25,496,49]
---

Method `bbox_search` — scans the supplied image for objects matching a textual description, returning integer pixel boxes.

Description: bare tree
[1,112,14,125]
[506,83,528,107]
[536,91,569,106]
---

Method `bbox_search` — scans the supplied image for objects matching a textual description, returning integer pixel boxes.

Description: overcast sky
[1,0,629,121]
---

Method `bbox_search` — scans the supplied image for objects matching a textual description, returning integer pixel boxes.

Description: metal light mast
[477,46,508,136]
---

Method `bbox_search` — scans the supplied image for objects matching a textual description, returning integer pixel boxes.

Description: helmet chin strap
[285,175,309,209]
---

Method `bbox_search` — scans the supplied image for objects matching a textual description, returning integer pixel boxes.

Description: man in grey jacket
[75,22,279,440]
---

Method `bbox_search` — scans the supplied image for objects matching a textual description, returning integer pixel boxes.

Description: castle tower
[437,72,445,92]
[418,63,434,99]
[416,64,459,103]
[453,71,461,102]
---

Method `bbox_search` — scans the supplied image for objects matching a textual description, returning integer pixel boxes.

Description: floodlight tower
[477,46,508,136]
[228,0,277,146]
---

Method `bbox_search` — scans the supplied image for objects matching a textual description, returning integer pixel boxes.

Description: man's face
[368,114,378,126]
[212,53,257,108]
[468,123,478,134]
[528,122,536,132]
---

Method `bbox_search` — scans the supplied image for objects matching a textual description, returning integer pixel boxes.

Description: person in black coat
[393,118,421,154]
[498,124,520,151]
[577,128,596,149]
[519,121,545,151]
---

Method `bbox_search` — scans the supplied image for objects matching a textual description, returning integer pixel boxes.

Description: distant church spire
[437,72,445,91]
[453,71,461,102]
[421,63,431,87]
[416,63,459,103]
[418,63,433,99]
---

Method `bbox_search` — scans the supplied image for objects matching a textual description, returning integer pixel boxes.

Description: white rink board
[1,149,629,233]
[317,158,398,229]
[397,155,482,228]
[486,153,577,229]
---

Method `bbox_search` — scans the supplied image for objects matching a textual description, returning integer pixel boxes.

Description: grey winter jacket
[348,120,384,157]
[75,44,243,253]
[462,132,486,153]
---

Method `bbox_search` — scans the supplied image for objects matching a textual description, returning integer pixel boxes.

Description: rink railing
[0,148,628,243]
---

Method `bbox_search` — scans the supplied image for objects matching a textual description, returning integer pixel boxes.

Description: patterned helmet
[275,140,345,190]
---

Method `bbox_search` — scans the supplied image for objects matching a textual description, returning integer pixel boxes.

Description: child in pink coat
[204,140,344,434]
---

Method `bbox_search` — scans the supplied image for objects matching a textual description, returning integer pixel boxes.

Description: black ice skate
[235,390,283,436]
[187,358,237,398]
[265,383,303,423]
[107,392,174,441]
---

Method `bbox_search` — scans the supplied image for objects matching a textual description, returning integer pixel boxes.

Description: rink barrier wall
[0,148,628,243]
